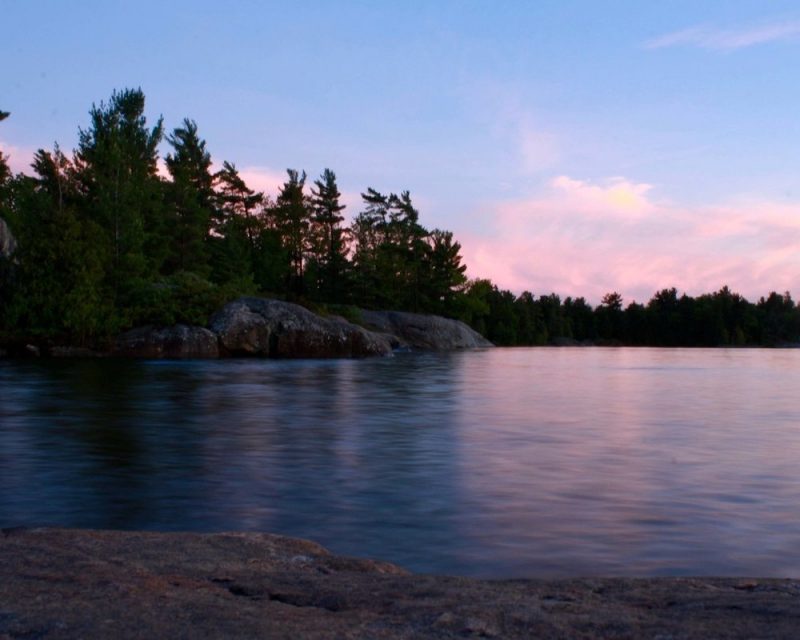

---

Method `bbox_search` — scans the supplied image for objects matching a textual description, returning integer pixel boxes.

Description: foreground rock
[210,297,393,358]
[114,324,220,358]
[2,528,799,639]
[360,310,493,350]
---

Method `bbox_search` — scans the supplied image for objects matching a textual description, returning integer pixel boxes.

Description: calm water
[1,348,799,578]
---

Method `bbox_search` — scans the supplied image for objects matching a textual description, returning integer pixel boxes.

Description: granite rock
[209,297,393,358]
[114,324,220,359]
[360,309,493,350]
[1,528,799,640]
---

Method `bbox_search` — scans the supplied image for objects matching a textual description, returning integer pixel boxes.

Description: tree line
[462,285,800,347]
[0,89,467,345]
[0,89,798,348]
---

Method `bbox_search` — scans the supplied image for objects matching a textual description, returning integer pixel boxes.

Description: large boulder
[360,310,493,351]
[209,297,393,358]
[114,325,219,359]
[0,217,16,258]
[208,300,271,356]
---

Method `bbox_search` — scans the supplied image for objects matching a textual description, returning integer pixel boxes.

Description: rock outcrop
[114,324,219,359]
[0,216,16,258]
[209,297,393,358]
[16,298,491,360]
[2,527,799,640]
[360,309,493,350]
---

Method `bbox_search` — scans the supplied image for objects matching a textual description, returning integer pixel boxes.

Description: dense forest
[1,89,798,348]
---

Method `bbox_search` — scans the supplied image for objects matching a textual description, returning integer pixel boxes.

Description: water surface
[1,348,799,578]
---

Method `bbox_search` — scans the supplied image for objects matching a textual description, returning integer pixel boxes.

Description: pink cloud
[550,175,655,219]
[0,141,36,175]
[459,176,800,304]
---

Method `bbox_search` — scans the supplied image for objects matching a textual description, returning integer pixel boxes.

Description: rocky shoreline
[1,297,492,360]
[1,528,798,639]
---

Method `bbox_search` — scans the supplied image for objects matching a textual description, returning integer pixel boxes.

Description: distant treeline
[467,286,799,347]
[0,89,798,348]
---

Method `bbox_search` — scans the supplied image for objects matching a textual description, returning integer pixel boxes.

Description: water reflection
[1,348,799,578]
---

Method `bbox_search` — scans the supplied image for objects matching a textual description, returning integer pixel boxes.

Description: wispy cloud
[459,175,800,304]
[646,21,800,51]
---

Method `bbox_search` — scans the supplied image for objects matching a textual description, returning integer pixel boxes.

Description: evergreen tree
[596,291,624,341]
[387,191,428,311]
[213,161,264,246]
[349,188,431,309]
[210,161,264,287]
[165,118,214,276]
[350,188,389,307]
[272,169,310,295]
[6,148,109,342]
[423,229,467,315]
[74,88,165,304]
[309,168,349,302]
[514,291,548,344]
[563,296,595,342]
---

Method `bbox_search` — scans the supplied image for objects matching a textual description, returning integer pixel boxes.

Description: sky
[2,0,800,304]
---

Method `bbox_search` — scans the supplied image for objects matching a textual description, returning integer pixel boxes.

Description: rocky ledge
[1,529,799,639]
[360,310,492,351]
[109,297,489,359]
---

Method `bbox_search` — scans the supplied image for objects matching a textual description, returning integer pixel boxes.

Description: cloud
[0,141,36,174]
[550,176,655,219]
[458,175,800,304]
[646,21,800,51]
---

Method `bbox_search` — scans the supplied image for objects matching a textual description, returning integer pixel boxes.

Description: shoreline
[2,528,798,639]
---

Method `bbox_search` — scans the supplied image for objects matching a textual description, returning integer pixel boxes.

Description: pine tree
[165,118,214,276]
[350,188,389,307]
[74,88,165,301]
[309,168,349,301]
[272,169,310,295]
[423,229,467,315]
[213,161,264,248]
[6,148,109,342]
[210,161,265,288]
[387,191,428,311]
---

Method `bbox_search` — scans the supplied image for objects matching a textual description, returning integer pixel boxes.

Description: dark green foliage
[272,169,310,295]
[422,230,468,315]
[349,188,468,313]
[453,283,800,347]
[164,119,214,277]
[210,161,267,290]
[5,152,112,342]
[74,88,166,296]
[308,169,349,302]
[124,271,241,328]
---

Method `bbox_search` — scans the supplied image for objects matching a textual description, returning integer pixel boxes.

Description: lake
[1,348,799,578]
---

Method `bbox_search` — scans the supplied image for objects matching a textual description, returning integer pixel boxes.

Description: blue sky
[3,1,800,302]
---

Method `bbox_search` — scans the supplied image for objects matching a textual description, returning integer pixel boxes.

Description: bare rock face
[209,297,393,358]
[360,310,493,351]
[0,216,16,258]
[114,324,220,359]
[208,300,271,355]
[2,528,800,640]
